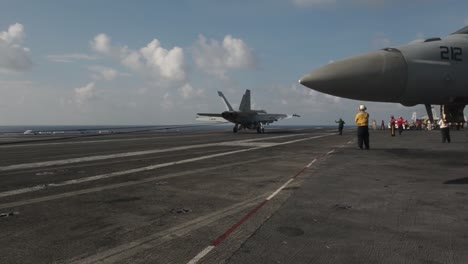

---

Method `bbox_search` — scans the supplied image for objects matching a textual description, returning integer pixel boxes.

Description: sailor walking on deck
[354,105,370,150]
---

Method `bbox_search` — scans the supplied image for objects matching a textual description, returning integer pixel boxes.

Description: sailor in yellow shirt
[354,104,370,150]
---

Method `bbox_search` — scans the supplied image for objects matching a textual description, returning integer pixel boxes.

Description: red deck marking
[187,155,326,264]
[211,199,268,246]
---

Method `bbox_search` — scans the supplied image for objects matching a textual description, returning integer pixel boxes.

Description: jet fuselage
[299,27,468,122]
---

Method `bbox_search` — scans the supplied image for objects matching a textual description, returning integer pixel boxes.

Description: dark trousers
[441,127,451,143]
[357,126,369,149]
[338,126,343,135]
[398,125,403,135]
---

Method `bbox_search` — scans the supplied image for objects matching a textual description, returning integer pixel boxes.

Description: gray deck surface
[0,127,466,264]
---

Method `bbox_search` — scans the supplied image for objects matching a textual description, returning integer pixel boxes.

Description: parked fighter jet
[299,26,468,123]
[197,90,299,133]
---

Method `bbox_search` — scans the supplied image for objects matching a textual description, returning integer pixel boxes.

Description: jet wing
[196,113,226,122]
[257,113,300,124]
[197,113,223,117]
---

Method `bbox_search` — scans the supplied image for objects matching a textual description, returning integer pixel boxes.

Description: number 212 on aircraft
[440,46,462,61]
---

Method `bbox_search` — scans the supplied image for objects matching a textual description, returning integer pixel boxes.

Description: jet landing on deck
[197,90,299,133]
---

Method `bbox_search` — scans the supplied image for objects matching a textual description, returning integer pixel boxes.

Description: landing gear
[441,103,466,123]
[233,124,238,133]
[425,103,466,128]
[256,123,265,134]
[425,104,434,124]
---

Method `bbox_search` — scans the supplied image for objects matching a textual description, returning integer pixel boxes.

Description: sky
[1,0,468,126]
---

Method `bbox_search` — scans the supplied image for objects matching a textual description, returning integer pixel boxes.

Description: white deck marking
[0,136,173,148]
[267,158,318,201]
[0,135,331,199]
[187,246,215,264]
[306,159,317,168]
[266,178,294,200]
[0,134,308,172]
[327,150,335,155]
[219,142,277,147]
[0,160,268,209]
[0,148,263,198]
[0,132,225,148]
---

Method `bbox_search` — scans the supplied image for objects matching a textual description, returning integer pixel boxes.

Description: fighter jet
[299,26,468,123]
[197,90,299,133]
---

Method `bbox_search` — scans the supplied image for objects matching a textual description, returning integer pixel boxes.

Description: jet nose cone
[299,49,408,102]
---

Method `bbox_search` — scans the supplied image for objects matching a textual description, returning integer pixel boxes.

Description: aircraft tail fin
[217,91,234,111]
[239,89,251,112]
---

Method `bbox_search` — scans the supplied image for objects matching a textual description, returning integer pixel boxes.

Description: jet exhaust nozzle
[222,111,238,121]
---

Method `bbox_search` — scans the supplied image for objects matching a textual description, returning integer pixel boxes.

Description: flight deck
[0,127,466,264]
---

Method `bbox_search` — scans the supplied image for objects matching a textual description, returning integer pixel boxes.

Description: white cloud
[192,34,256,79]
[415,32,425,40]
[324,94,341,103]
[161,91,173,110]
[0,80,33,103]
[47,53,97,63]
[0,23,32,72]
[273,83,344,115]
[140,39,186,81]
[75,82,97,105]
[464,18,468,26]
[371,32,391,48]
[179,83,204,99]
[408,32,425,44]
[0,23,24,44]
[88,65,121,81]
[90,34,186,83]
[90,33,112,55]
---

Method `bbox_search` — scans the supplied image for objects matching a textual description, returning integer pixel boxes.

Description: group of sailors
[336,106,466,146]
[337,116,465,134]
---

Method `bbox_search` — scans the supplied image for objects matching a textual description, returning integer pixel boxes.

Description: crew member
[438,118,451,143]
[390,115,396,136]
[354,105,370,150]
[335,118,345,135]
[397,116,404,135]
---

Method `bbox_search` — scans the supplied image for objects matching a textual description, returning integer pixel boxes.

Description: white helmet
[359,104,367,110]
